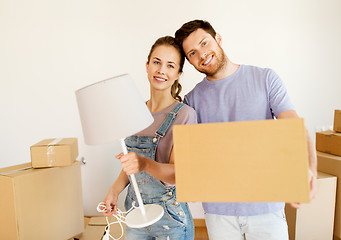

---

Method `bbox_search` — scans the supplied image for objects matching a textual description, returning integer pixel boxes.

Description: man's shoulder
[241,65,279,83]
[242,64,274,74]
[185,78,206,97]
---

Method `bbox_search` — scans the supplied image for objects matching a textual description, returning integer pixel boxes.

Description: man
[175,20,317,240]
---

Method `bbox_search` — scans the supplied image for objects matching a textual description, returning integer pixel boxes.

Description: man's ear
[215,33,223,46]
[146,62,149,72]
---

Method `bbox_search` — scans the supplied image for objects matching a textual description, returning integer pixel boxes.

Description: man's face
[182,28,226,77]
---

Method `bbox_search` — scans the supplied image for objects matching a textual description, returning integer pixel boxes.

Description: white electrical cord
[97,202,135,240]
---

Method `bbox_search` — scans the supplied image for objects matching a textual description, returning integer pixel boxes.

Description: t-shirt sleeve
[267,69,295,117]
[184,95,191,107]
[174,104,198,126]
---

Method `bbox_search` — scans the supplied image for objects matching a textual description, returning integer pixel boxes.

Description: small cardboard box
[317,151,341,238]
[316,130,341,157]
[335,110,341,133]
[80,216,125,240]
[285,172,337,240]
[0,162,84,240]
[173,118,310,203]
[30,138,78,168]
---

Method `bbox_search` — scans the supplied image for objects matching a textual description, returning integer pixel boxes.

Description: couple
[102,20,317,240]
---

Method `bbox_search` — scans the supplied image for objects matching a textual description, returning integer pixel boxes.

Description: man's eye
[153,61,160,64]
[202,41,207,46]
[168,65,175,68]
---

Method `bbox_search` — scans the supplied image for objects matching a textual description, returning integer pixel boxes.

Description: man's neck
[206,59,239,82]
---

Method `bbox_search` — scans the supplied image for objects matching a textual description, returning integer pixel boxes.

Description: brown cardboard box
[173,118,310,203]
[80,216,125,240]
[30,138,78,168]
[0,162,84,240]
[316,130,341,156]
[69,217,91,240]
[317,151,341,238]
[285,172,337,240]
[335,110,341,133]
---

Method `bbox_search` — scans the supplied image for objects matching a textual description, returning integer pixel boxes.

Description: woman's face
[146,45,182,93]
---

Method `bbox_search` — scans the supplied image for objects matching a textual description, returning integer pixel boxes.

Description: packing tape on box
[0,167,32,175]
[47,138,63,166]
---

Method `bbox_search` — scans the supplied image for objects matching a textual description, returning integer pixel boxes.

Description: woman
[102,36,197,239]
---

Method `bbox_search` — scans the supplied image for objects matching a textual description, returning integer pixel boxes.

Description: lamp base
[125,204,164,228]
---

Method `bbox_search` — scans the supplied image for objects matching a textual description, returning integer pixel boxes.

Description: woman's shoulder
[174,102,197,124]
[179,102,196,114]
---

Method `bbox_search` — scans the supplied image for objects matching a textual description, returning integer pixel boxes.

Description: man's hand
[290,169,317,209]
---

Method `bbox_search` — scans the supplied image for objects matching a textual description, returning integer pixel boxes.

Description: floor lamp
[75,74,164,228]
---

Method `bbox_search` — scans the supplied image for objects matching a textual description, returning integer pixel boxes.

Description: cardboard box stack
[285,172,337,240]
[317,109,341,239]
[0,137,84,240]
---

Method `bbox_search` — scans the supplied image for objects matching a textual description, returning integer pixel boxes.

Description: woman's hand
[102,189,119,216]
[117,152,147,176]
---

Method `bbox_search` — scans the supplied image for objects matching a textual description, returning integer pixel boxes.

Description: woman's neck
[147,91,176,112]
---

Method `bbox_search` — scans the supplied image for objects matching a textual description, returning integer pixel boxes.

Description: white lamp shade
[75,74,154,145]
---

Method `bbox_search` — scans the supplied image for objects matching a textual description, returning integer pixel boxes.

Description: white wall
[1,0,340,218]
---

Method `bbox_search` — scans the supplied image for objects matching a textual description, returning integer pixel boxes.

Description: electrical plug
[102,231,110,240]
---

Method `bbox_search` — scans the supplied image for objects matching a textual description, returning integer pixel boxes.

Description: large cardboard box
[285,172,337,240]
[173,118,310,203]
[0,162,84,240]
[335,110,341,133]
[316,130,341,157]
[317,151,341,238]
[80,216,125,240]
[30,138,78,168]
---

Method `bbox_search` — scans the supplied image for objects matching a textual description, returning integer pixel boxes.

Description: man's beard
[197,46,227,77]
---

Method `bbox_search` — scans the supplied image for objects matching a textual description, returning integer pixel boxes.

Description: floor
[71,217,209,239]
[193,219,209,240]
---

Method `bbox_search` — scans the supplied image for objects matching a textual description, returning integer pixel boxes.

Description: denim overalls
[124,102,194,240]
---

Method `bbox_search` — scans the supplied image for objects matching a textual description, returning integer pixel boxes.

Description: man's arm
[277,110,318,208]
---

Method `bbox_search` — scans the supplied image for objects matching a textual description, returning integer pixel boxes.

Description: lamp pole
[120,138,146,216]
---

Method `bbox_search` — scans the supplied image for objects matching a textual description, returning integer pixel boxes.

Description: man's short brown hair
[175,20,216,48]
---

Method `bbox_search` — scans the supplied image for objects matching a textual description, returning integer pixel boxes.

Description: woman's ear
[146,62,149,72]
[215,33,223,46]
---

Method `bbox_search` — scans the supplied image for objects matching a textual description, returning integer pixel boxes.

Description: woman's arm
[102,170,130,216]
[118,149,176,184]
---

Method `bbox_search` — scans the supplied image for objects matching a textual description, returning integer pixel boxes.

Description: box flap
[317,130,341,137]
[317,151,341,162]
[0,163,31,175]
[31,138,77,147]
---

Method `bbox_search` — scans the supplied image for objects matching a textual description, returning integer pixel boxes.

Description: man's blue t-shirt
[184,64,295,216]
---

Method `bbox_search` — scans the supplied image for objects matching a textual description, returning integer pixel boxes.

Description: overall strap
[155,102,185,138]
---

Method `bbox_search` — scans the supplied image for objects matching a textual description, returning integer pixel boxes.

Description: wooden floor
[194,226,209,239]
[72,217,209,239]
[194,219,209,240]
